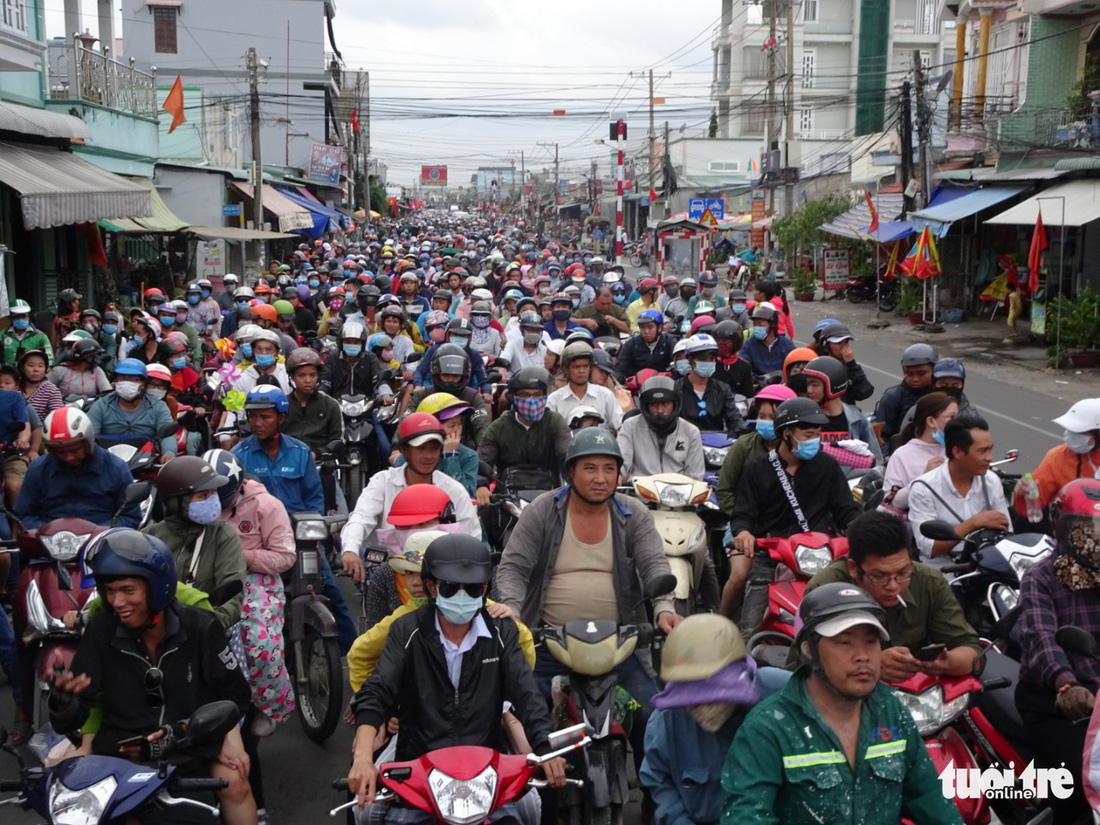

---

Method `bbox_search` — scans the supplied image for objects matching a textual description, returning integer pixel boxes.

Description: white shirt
[547,383,623,433]
[341,466,482,557]
[233,362,291,395]
[908,461,1012,562]
[500,337,547,372]
[435,612,491,688]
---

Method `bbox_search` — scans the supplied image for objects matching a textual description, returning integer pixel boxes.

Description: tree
[368,175,388,215]
[708,109,719,138]
[770,192,857,268]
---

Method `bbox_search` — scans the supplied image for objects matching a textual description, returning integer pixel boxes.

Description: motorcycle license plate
[365,549,387,565]
[300,550,319,576]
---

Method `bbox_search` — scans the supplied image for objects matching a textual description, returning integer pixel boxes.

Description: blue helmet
[812,318,841,339]
[81,528,177,613]
[638,308,665,327]
[244,385,289,414]
[114,358,147,378]
[202,448,245,509]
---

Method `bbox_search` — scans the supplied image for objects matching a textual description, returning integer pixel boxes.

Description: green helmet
[272,299,295,317]
[9,299,31,314]
[566,426,622,467]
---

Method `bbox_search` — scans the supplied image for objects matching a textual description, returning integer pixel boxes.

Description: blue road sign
[222,204,242,216]
[688,199,706,219]
[705,198,725,219]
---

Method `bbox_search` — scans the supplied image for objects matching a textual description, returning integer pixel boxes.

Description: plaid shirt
[1019,557,1100,692]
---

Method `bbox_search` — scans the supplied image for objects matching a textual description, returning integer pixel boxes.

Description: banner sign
[309,144,343,184]
[821,248,851,291]
[421,165,448,186]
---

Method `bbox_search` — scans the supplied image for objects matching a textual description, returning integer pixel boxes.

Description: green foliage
[708,110,719,139]
[1066,61,1100,119]
[790,266,817,294]
[770,193,855,260]
[1045,287,1100,365]
[894,275,923,314]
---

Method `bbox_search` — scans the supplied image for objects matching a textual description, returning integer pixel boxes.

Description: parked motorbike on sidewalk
[845,269,897,312]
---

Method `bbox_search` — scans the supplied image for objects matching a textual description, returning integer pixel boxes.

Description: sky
[44,0,722,186]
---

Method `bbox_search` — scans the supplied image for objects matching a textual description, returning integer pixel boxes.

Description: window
[919,51,931,71]
[743,104,768,136]
[708,160,742,172]
[1,0,28,35]
[743,45,769,80]
[154,7,178,54]
[799,107,814,134]
[802,0,818,23]
[801,49,816,89]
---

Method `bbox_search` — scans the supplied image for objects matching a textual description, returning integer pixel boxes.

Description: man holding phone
[787,511,981,683]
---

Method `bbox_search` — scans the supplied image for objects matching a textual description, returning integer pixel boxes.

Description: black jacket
[320,351,381,399]
[50,601,250,757]
[675,376,743,436]
[714,356,754,399]
[843,359,875,404]
[874,382,927,445]
[615,332,675,381]
[353,604,554,761]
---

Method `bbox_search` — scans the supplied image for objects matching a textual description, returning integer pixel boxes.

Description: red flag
[650,186,658,202]
[864,189,879,234]
[1028,210,1048,293]
[350,109,359,134]
[162,75,186,134]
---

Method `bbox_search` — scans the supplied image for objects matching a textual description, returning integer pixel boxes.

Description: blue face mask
[171,356,187,371]
[200,289,211,298]
[187,495,222,525]
[159,315,175,327]
[435,589,483,624]
[694,361,717,378]
[343,344,362,358]
[732,303,746,314]
[613,295,628,305]
[187,294,200,305]
[932,427,945,446]
[752,325,767,340]
[309,279,320,288]
[255,353,276,369]
[793,437,821,461]
[240,343,253,359]
[674,358,691,376]
[12,318,28,331]
[103,324,117,335]
[754,419,776,441]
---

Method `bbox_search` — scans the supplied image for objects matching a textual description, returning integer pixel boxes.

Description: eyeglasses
[436,581,484,598]
[144,666,164,708]
[858,566,913,586]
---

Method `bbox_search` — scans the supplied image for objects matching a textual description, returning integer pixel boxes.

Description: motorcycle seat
[975,651,1040,752]
[517,489,544,504]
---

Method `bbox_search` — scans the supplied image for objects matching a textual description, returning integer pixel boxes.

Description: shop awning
[0,101,92,141]
[99,178,189,233]
[275,186,347,233]
[985,180,1100,227]
[910,187,1025,237]
[186,225,296,242]
[0,141,152,230]
[230,182,314,233]
[819,193,906,241]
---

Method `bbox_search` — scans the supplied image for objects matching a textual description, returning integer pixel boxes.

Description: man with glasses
[786,510,980,682]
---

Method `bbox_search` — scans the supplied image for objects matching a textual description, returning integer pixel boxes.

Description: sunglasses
[436,581,484,598]
[144,666,164,708]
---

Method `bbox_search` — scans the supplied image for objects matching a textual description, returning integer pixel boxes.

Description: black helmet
[566,426,622,467]
[591,348,615,373]
[374,273,392,292]
[430,342,472,393]
[446,317,472,337]
[640,375,680,438]
[802,356,849,400]
[773,397,830,433]
[358,285,381,308]
[519,311,543,330]
[423,534,492,584]
[73,338,103,359]
[750,304,778,324]
[900,343,938,367]
[712,320,741,342]
[82,528,178,614]
[507,366,550,395]
[155,456,228,499]
[814,321,853,345]
[795,582,887,661]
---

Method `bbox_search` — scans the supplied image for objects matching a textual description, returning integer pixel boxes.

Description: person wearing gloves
[142,456,246,629]
[1014,399,1100,520]
[641,615,767,825]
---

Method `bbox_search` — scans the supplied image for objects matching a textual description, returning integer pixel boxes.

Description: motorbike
[0,701,239,825]
[480,462,559,557]
[338,395,382,505]
[94,423,176,529]
[284,510,346,743]
[538,574,676,825]
[630,473,711,616]
[330,723,592,824]
[845,269,897,312]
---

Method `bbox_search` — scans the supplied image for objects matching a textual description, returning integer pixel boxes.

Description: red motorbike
[331,723,591,824]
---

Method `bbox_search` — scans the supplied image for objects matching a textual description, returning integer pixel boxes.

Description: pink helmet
[754,384,797,404]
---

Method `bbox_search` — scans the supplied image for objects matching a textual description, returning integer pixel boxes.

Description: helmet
[252,328,281,349]
[795,582,888,653]
[17,348,48,371]
[368,333,393,354]
[388,530,449,574]
[73,338,104,360]
[802,356,850,400]
[282,286,299,300]
[423,534,492,584]
[83,529,177,613]
[591,348,615,373]
[562,341,593,366]
[640,375,680,438]
[773,397,830,433]
[244,385,289,413]
[113,357,147,378]
[660,613,746,681]
[900,343,938,367]
[638,309,664,327]
[507,366,550,395]
[378,305,406,322]
[750,303,778,323]
[782,347,818,383]
[185,283,201,295]
[146,363,172,383]
[1054,399,1100,434]
[430,343,472,392]
[816,322,853,345]
[156,455,228,500]
[416,392,469,420]
[201,449,246,509]
[160,334,188,356]
[693,300,716,317]
[688,315,716,336]
[272,299,295,317]
[566,406,604,428]
[387,483,456,527]
[251,303,278,324]
[519,311,543,330]
[685,334,718,356]
[712,320,741,342]
[342,321,367,341]
[699,270,718,287]
[397,412,445,448]
[143,287,166,302]
[566,425,622,467]
[224,273,239,284]
[446,317,472,337]
[9,299,31,314]
[1051,480,1100,568]
[235,323,261,343]
[754,384,798,404]
[286,347,323,372]
[680,278,698,292]
[80,308,101,321]
[44,407,95,451]
[811,318,843,341]
[933,358,967,382]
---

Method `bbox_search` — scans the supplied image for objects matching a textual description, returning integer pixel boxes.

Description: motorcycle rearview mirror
[124,480,153,504]
[405,352,423,365]
[177,701,241,748]
[325,439,346,457]
[485,370,503,384]
[1003,449,1019,462]
[1055,625,1098,658]
[643,573,678,601]
[919,519,960,542]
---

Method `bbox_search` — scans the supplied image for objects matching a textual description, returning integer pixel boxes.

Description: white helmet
[342,321,367,341]
[252,328,281,349]
[44,407,95,451]
[236,323,261,343]
[1054,399,1100,433]
[685,334,718,356]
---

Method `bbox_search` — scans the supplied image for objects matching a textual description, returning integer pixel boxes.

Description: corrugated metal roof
[0,142,151,230]
[99,178,189,233]
[1053,157,1100,172]
[186,226,295,241]
[0,101,91,141]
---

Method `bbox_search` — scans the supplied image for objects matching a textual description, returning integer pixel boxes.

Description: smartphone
[116,735,146,748]
[914,643,947,661]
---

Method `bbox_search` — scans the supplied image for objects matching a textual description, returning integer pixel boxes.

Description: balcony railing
[49,42,157,119]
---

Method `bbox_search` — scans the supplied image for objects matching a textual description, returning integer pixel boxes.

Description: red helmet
[397,412,444,448]
[387,484,455,527]
[1051,479,1100,568]
[44,407,95,451]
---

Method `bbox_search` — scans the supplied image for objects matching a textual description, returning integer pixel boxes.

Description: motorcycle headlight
[27,580,69,636]
[703,446,728,466]
[891,685,969,736]
[42,531,91,562]
[295,520,328,541]
[654,481,694,508]
[793,544,833,576]
[428,765,497,825]
[342,400,368,417]
[49,775,117,825]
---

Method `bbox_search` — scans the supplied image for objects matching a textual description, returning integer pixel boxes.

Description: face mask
[687,702,736,733]
[429,327,447,343]
[103,324,117,335]
[115,381,142,401]
[239,343,253,359]
[147,387,168,401]
[12,318,27,331]
[83,323,98,334]
[329,299,344,312]
[343,344,362,358]
[571,278,586,288]
[582,257,592,265]
[159,315,175,327]
[176,313,188,324]
[171,356,187,371]
[694,361,717,378]
[674,358,691,376]
[187,294,200,305]
[471,315,491,329]
[752,326,767,340]
[255,353,276,369]
[571,299,581,310]
[552,309,571,322]
[309,279,320,288]
[435,588,483,624]
[665,287,679,299]
[188,495,222,525]
[200,289,211,299]
[932,427,946,446]
[524,330,543,346]
[793,437,821,461]
[732,303,746,314]
[614,295,628,305]
[703,287,716,296]
[513,395,547,422]
[940,386,963,401]
[754,419,776,441]
[1065,430,1095,454]
[380,348,394,361]
[536,285,549,295]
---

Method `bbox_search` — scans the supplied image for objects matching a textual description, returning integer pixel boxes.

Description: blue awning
[274,186,345,233]
[819,193,906,241]
[910,187,1025,237]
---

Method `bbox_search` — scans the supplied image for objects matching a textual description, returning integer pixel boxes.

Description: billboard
[309,144,343,184]
[421,165,448,186]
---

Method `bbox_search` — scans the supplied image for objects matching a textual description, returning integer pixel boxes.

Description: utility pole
[247,47,264,234]
[765,0,779,218]
[520,150,526,217]
[784,0,796,219]
[613,117,626,266]
[913,50,931,209]
[899,80,914,215]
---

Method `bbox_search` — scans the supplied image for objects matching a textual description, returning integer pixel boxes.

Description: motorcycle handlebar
[175,778,229,791]
[941,563,975,574]
[332,779,348,791]
[981,677,1013,692]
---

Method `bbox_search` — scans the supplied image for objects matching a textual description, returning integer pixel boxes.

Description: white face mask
[147,387,168,402]
[115,381,143,401]
[1065,429,1095,455]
